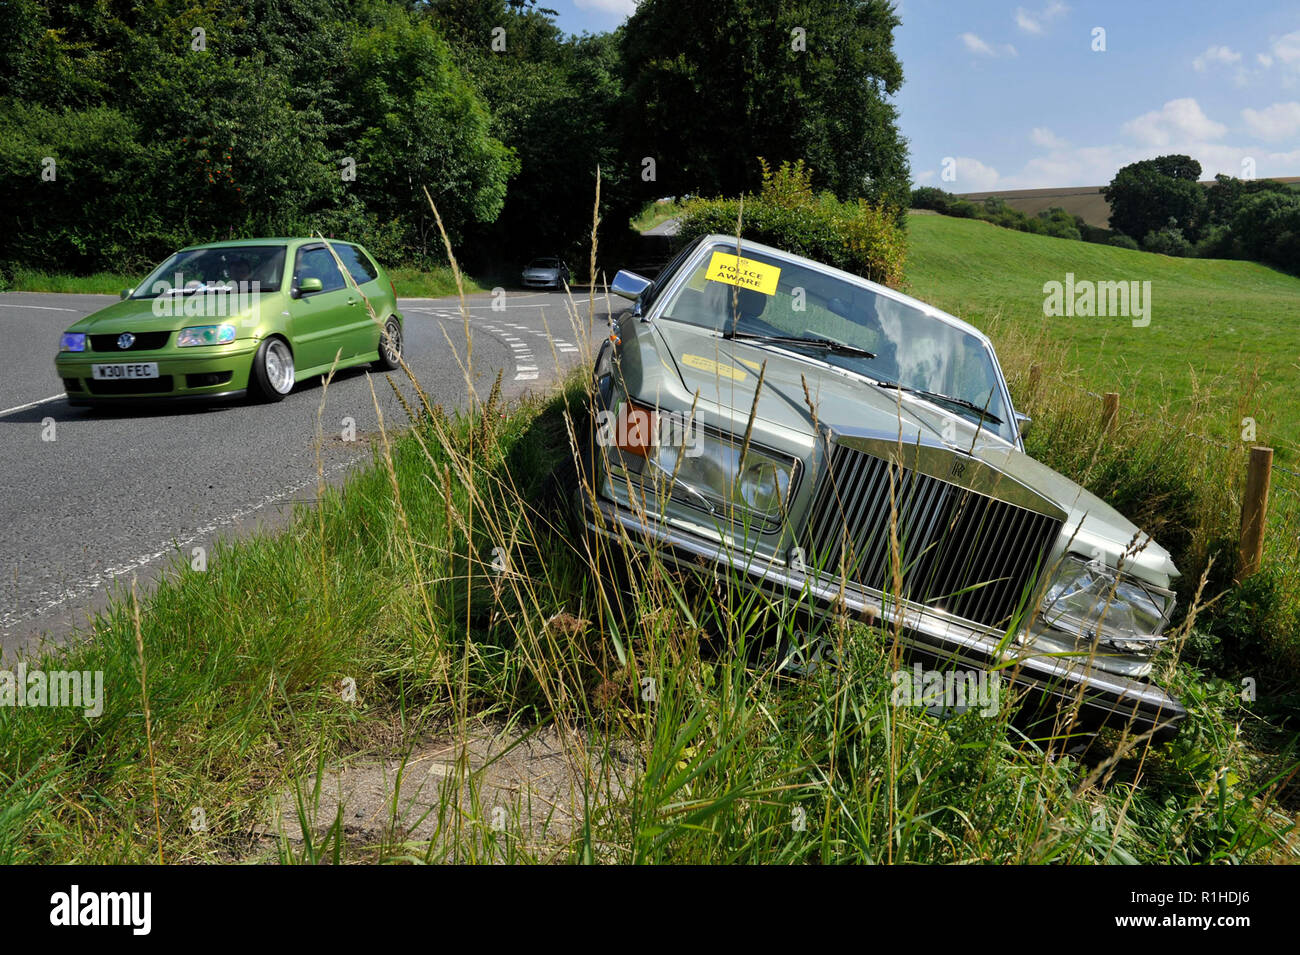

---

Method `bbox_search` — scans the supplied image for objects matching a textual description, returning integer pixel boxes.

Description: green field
[904,214,1300,466]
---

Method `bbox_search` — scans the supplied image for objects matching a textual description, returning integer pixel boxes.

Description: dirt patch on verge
[253,719,637,863]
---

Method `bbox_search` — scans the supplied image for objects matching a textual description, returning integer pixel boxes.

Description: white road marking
[0,304,78,312]
[0,394,64,418]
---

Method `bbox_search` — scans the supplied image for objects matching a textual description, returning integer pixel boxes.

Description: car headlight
[60,332,86,352]
[177,324,237,347]
[619,401,793,527]
[1039,555,1175,654]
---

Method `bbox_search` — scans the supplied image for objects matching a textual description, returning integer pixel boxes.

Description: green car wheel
[375,316,402,370]
[251,337,295,401]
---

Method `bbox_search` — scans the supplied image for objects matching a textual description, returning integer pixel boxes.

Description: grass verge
[1,210,1296,864]
[0,356,1295,862]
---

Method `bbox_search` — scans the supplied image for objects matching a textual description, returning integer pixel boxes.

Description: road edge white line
[0,394,64,419]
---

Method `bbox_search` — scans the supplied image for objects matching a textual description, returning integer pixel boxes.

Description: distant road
[644,217,680,236]
[0,289,609,659]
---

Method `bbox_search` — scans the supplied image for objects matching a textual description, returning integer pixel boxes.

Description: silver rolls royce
[576,234,1185,740]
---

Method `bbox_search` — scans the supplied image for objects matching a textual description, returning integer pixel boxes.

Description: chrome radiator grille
[800,443,1062,630]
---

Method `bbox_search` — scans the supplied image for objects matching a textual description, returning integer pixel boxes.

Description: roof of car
[690,233,991,347]
[178,237,359,251]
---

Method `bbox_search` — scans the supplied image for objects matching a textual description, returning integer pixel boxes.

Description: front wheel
[373,316,402,370]
[249,337,295,402]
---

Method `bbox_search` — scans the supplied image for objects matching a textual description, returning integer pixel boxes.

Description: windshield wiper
[875,382,1003,425]
[721,330,875,360]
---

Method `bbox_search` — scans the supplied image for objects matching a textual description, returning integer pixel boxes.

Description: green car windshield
[659,243,1015,441]
[133,245,287,298]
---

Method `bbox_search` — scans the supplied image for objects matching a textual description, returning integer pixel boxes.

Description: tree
[431,2,634,269]
[1231,191,1300,271]
[1103,155,1206,243]
[621,0,909,213]
[327,6,516,256]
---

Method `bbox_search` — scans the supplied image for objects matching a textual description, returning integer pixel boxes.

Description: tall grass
[986,311,1300,682]
[0,199,1296,865]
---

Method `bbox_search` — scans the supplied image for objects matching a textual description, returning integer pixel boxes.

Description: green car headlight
[649,427,794,527]
[1040,555,1175,654]
[177,324,237,347]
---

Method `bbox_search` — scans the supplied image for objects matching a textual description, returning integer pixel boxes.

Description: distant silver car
[521,257,570,289]
[579,234,1185,739]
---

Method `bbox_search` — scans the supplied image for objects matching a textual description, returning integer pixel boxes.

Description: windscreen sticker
[681,353,748,381]
[704,251,781,296]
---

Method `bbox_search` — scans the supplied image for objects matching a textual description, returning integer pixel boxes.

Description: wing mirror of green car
[294,277,323,298]
[120,288,134,300]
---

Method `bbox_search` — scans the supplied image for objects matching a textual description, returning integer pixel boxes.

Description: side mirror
[611,269,652,302]
[295,277,324,299]
[119,288,134,300]
[1014,410,1032,438]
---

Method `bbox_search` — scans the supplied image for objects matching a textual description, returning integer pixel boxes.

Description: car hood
[522,268,560,278]
[67,296,270,333]
[629,319,1179,585]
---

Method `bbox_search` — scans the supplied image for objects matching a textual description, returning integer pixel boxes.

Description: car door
[288,243,355,372]
[329,242,385,358]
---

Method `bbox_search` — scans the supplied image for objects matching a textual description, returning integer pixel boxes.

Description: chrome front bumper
[580,492,1186,741]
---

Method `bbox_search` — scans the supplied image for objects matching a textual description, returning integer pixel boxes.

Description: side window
[331,243,379,286]
[643,237,703,309]
[293,245,346,293]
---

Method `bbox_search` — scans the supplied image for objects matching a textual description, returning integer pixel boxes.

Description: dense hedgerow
[677,160,907,288]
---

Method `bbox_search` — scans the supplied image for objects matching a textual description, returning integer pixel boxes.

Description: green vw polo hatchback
[55,238,404,405]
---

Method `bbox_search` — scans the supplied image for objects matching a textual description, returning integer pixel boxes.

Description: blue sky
[548,0,1300,190]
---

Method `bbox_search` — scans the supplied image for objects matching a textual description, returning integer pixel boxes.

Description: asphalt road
[0,288,611,660]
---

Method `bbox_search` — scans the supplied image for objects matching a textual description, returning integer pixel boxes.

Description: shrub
[1142,226,1192,257]
[1193,223,1237,260]
[676,159,906,287]
[1107,233,1140,250]
[909,186,951,213]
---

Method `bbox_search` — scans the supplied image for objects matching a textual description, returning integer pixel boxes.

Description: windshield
[658,243,1015,441]
[132,245,287,298]
[528,258,560,269]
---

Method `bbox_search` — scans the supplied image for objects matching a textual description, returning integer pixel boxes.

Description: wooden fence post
[1101,392,1119,433]
[1238,445,1273,580]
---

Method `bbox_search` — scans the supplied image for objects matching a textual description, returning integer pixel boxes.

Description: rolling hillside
[904,213,1300,465]
[955,177,1300,229]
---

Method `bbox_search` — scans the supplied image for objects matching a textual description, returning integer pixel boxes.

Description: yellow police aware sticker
[681,354,748,381]
[705,251,781,296]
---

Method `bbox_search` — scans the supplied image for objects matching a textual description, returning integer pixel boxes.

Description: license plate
[91,362,159,380]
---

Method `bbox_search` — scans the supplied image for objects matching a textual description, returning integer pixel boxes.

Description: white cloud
[994,95,1299,189]
[1242,101,1300,141]
[1015,2,1068,35]
[1272,30,1300,68]
[960,33,1017,57]
[573,0,637,15]
[1257,53,1274,68]
[1192,45,1241,71]
[1030,127,1069,149]
[948,157,1002,191]
[1122,98,1227,146]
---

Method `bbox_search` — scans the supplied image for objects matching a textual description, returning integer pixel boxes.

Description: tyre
[373,316,402,371]
[249,336,295,402]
